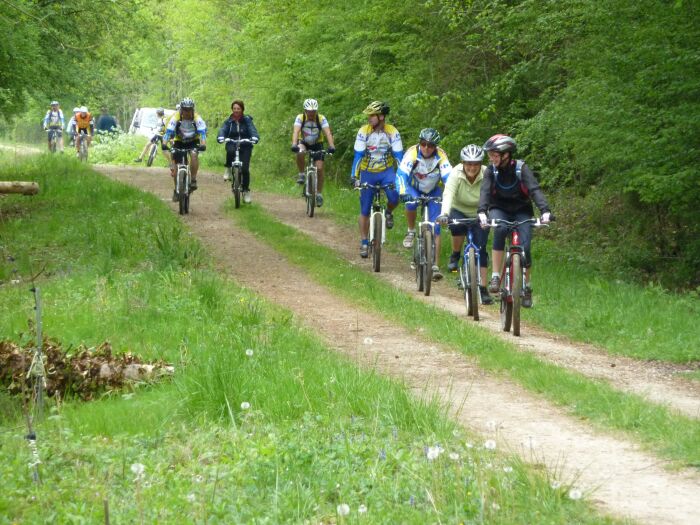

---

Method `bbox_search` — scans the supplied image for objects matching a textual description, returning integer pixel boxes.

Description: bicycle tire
[177,167,188,215]
[423,228,433,296]
[79,140,88,162]
[467,247,479,320]
[512,253,522,336]
[460,261,470,315]
[500,260,513,332]
[372,212,382,272]
[306,169,316,217]
[146,143,157,167]
[414,236,424,291]
[232,168,241,209]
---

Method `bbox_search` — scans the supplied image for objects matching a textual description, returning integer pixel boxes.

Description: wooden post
[0,181,39,195]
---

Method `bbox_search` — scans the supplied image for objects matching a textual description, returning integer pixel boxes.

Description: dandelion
[240,402,250,410]
[426,445,443,461]
[245,349,254,357]
[485,420,498,432]
[130,462,145,482]
[363,337,373,345]
[568,488,583,500]
[503,466,513,473]
[491,502,501,510]
[449,452,460,461]
[186,493,196,503]
[358,504,368,514]
[550,480,561,490]
[194,474,204,483]
[466,442,474,448]
[337,503,350,516]
[484,439,497,450]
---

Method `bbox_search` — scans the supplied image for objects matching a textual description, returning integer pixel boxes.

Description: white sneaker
[402,231,416,248]
[243,191,252,204]
[223,168,231,181]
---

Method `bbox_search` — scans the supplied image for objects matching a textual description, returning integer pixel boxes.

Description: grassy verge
[0,156,618,523]
[232,203,700,468]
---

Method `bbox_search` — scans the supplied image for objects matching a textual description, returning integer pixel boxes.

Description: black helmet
[418,128,441,145]
[483,134,517,154]
[363,100,390,116]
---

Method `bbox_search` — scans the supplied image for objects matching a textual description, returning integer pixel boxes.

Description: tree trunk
[0,181,39,195]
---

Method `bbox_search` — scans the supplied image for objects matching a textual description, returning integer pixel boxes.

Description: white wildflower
[358,504,367,514]
[337,503,350,516]
[245,349,254,357]
[130,463,145,476]
[550,480,561,490]
[240,401,250,410]
[448,452,460,461]
[363,337,373,345]
[503,466,513,473]
[484,439,497,450]
[426,445,443,461]
[491,502,500,510]
[568,488,583,500]
[186,493,196,503]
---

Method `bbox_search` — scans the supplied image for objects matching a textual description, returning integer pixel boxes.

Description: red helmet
[483,134,517,154]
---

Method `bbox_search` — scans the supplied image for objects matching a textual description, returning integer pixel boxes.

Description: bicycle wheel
[372,212,382,272]
[306,169,316,217]
[232,168,241,209]
[79,139,88,162]
[423,228,433,296]
[414,236,424,291]
[500,262,513,332]
[467,247,479,320]
[146,143,157,166]
[177,168,188,215]
[511,253,522,336]
[460,260,470,315]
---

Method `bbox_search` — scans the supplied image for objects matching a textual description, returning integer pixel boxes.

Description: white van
[128,107,176,138]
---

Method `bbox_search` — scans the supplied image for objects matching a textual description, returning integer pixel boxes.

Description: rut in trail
[100,166,700,525]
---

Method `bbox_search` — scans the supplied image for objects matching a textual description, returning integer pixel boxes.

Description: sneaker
[190,179,198,191]
[402,231,416,248]
[296,173,305,185]
[360,243,369,258]
[385,211,394,230]
[522,286,533,308]
[447,253,460,272]
[480,286,494,305]
[223,168,231,181]
[243,191,252,204]
[172,190,178,202]
[432,265,443,281]
[134,158,142,163]
[316,193,323,207]
[488,275,501,293]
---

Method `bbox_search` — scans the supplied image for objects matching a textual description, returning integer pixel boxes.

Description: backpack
[492,159,528,197]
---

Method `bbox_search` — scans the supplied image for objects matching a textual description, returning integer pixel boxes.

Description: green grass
[231,203,700,467]
[0,155,621,523]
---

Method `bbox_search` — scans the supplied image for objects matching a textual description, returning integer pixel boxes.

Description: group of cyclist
[42,102,94,155]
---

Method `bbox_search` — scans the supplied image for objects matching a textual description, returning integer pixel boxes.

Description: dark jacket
[217,115,259,147]
[478,159,550,216]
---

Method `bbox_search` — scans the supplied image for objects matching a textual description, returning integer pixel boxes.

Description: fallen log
[0,181,39,195]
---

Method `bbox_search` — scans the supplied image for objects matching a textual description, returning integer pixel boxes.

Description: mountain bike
[407,195,442,296]
[449,218,484,320]
[300,149,331,218]
[169,145,198,215]
[146,135,163,167]
[487,218,549,336]
[46,129,61,153]
[223,138,254,209]
[357,182,394,272]
[76,130,90,162]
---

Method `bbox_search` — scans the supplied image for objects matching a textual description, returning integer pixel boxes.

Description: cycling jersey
[75,112,93,132]
[43,110,64,129]
[293,113,329,145]
[351,124,403,179]
[396,144,451,197]
[164,111,207,144]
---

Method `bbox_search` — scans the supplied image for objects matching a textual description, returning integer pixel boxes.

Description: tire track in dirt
[251,192,700,420]
[99,166,700,525]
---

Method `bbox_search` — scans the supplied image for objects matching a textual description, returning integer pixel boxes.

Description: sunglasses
[419,141,436,148]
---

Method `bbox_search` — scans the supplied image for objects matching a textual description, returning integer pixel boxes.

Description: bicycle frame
[76,130,90,161]
[408,195,442,294]
[356,182,394,272]
[224,138,253,208]
[46,129,61,153]
[170,146,196,215]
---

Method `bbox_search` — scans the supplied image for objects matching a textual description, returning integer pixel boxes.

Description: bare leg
[359,214,369,240]
[190,151,199,181]
[405,209,417,231]
[315,159,324,193]
[491,249,504,276]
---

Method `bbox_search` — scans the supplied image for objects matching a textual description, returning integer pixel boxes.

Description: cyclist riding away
[42,101,65,152]
[163,97,207,200]
[291,98,336,207]
[397,128,452,280]
[438,144,493,305]
[135,107,168,163]
[351,100,403,258]
[74,106,94,156]
[217,99,259,203]
[477,134,551,308]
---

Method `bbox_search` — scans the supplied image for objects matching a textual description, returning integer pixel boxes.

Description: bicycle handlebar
[354,182,395,191]
[404,195,442,205]
[223,138,255,144]
[486,217,553,229]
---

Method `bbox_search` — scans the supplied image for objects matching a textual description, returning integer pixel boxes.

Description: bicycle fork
[368,207,385,245]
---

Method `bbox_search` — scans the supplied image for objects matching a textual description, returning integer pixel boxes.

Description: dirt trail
[99,166,700,525]
[253,192,700,420]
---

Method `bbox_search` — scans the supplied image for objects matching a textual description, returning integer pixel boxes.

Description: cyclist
[66,107,79,147]
[438,144,493,305]
[351,100,403,258]
[42,101,65,152]
[291,98,336,207]
[397,128,452,280]
[217,99,259,203]
[163,97,207,200]
[134,108,168,163]
[74,106,94,156]
[477,134,551,308]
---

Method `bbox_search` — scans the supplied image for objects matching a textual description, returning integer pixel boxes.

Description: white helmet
[50,100,59,106]
[460,144,484,162]
[303,98,318,111]
[79,106,88,113]
[73,107,80,113]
